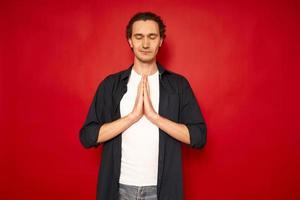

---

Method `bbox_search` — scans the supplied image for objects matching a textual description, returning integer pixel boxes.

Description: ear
[128,38,133,48]
[159,38,163,47]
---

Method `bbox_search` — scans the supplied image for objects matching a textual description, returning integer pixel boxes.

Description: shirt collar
[120,61,166,81]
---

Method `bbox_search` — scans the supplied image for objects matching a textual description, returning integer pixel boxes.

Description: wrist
[149,112,160,124]
[127,112,139,123]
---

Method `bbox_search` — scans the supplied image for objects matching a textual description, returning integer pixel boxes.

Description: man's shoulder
[99,68,128,85]
[165,69,187,81]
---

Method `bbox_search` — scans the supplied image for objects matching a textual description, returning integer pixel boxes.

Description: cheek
[135,42,144,49]
[151,41,160,48]
[131,39,139,46]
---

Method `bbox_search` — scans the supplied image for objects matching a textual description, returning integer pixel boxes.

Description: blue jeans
[118,183,158,200]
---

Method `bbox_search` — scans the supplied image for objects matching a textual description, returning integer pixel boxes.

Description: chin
[139,59,154,63]
[137,56,155,63]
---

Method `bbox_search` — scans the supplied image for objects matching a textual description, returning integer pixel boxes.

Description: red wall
[1,0,299,199]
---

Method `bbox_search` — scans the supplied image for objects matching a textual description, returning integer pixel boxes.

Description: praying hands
[130,75,159,123]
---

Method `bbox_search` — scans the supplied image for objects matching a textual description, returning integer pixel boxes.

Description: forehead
[132,20,159,34]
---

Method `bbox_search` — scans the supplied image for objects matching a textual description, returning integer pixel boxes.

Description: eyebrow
[133,33,159,37]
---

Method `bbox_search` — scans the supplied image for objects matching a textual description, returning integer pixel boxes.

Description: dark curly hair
[126,12,166,39]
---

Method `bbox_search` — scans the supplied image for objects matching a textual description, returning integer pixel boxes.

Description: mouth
[140,50,152,54]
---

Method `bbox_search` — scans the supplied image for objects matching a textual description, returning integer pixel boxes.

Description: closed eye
[134,34,143,40]
[149,35,157,40]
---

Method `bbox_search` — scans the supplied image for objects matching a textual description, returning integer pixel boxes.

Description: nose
[142,38,150,49]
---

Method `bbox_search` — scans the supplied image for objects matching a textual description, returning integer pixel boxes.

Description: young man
[79,12,207,200]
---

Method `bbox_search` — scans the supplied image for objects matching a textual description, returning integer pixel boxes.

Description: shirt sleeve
[180,76,207,149]
[79,79,106,148]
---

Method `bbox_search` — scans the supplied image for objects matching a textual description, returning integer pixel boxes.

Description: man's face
[128,20,163,63]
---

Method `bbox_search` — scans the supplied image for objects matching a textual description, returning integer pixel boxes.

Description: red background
[1,0,300,199]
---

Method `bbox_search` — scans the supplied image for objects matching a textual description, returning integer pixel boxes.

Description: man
[79,12,207,200]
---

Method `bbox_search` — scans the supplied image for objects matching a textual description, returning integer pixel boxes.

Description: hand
[143,75,158,121]
[129,77,144,122]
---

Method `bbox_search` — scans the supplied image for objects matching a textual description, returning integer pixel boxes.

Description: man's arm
[143,76,190,144]
[80,76,144,148]
[148,114,190,144]
[97,114,137,143]
[143,75,206,148]
[96,77,144,144]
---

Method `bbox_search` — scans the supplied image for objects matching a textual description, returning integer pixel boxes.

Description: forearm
[149,114,190,145]
[97,114,136,144]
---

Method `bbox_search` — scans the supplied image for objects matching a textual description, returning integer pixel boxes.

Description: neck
[132,57,158,76]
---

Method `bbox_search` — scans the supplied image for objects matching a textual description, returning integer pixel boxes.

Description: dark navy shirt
[79,62,207,200]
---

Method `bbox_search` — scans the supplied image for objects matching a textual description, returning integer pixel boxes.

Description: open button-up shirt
[79,62,207,200]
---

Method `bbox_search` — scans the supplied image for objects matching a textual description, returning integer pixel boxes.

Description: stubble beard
[135,49,158,64]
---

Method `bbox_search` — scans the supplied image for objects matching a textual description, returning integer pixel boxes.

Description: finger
[140,81,144,99]
[138,83,142,98]
[144,75,147,83]
[139,77,143,90]
[143,77,148,94]
[143,76,146,92]
[144,76,150,96]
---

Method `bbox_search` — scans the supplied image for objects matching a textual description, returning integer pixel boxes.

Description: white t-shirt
[119,67,160,186]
